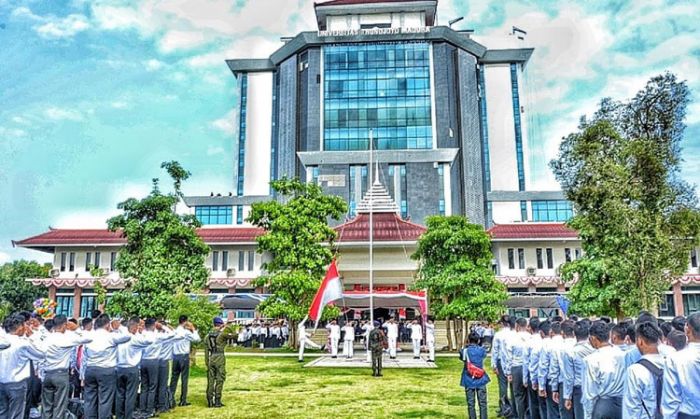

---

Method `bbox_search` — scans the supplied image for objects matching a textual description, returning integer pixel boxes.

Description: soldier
[368,321,387,377]
[205,317,236,408]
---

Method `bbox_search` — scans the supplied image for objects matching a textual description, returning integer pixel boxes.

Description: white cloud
[143,59,165,71]
[210,109,237,135]
[110,101,129,109]
[206,146,225,156]
[159,30,209,53]
[12,7,90,39]
[0,251,12,265]
[0,126,27,138]
[45,107,83,121]
[11,116,30,125]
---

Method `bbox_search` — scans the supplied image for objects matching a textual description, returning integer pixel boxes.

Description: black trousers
[466,387,488,419]
[116,367,139,419]
[0,379,28,419]
[546,388,561,419]
[539,394,548,419]
[169,354,190,405]
[528,386,541,419]
[84,366,117,419]
[156,360,170,411]
[42,369,70,419]
[572,386,584,419]
[558,383,573,419]
[592,397,622,419]
[497,362,509,410]
[511,366,527,419]
[139,360,159,414]
[371,350,383,376]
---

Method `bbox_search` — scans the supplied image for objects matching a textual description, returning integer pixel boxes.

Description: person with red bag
[460,332,491,419]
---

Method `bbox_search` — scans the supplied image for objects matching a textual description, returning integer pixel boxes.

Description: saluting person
[327,320,341,359]
[425,318,436,363]
[368,321,387,377]
[661,312,700,418]
[342,322,355,359]
[550,321,576,419]
[116,317,154,419]
[170,316,200,407]
[205,318,237,408]
[409,320,423,360]
[383,318,399,360]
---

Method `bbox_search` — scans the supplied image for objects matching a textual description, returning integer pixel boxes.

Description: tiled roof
[487,223,578,240]
[316,0,428,7]
[334,212,426,242]
[14,227,263,247]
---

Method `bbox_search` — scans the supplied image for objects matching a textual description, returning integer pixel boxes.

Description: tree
[552,73,700,318]
[105,162,211,318]
[412,216,507,350]
[0,260,51,312]
[166,293,222,365]
[247,177,347,347]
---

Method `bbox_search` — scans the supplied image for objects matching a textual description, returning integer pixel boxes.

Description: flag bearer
[327,320,341,358]
[383,318,399,359]
[426,318,436,362]
[297,318,322,362]
[342,322,355,359]
[409,319,423,359]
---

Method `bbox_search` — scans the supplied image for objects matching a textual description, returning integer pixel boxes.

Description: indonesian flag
[308,260,343,329]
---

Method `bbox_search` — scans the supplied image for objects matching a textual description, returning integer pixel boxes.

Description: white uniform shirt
[425,323,435,343]
[362,323,374,338]
[383,322,398,339]
[298,324,310,341]
[0,333,9,350]
[491,327,514,370]
[117,328,156,369]
[0,334,44,383]
[342,325,355,341]
[172,326,201,356]
[503,330,530,372]
[409,324,422,340]
[41,331,92,372]
[141,328,176,361]
[622,353,664,419]
[84,328,131,369]
[327,324,340,340]
[661,342,700,418]
[582,345,626,418]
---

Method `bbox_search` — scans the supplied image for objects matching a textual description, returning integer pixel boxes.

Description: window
[348,165,367,216]
[437,165,445,216]
[85,253,92,271]
[520,201,528,222]
[692,248,698,268]
[238,251,245,271]
[683,293,700,316]
[323,42,433,151]
[222,251,228,271]
[508,249,515,270]
[536,248,543,269]
[248,251,255,271]
[80,291,97,318]
[236,73,248,196]
[517,248,525,269]
[478,67,491,192]
[507,309,529,318]
[575,248,582,259]
[212,251,219,272]
[94,252,101,269]
[69,252,75,272]
[546,248,554,269]
[195,206,232,225]
[236,310,255,319]
[389,165,408,219]
[307,166,320,185]
[60,253,67,272]
[237,206,244,225]
[56,292,74,317]
[532,200,574,222]
[659,293,675,318]
[110,252,117,272]
[538,308,559,318]
[565,248,572,263]
[510,63,525,192]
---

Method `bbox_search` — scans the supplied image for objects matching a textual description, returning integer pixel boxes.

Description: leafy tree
[0,260,51,312]
[552,73,700,318]
[105,162,211,318]
[166,293,222,365]
[247,177,347,346]
[412,216,507,350]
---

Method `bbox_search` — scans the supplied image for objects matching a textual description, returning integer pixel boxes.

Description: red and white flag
[308,260,343,329]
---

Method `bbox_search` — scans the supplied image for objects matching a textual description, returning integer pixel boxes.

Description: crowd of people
[0,310,202,419]
[461,311,700,419]
[235,320,289,348]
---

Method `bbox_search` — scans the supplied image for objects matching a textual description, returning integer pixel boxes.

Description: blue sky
[1,0,699,264]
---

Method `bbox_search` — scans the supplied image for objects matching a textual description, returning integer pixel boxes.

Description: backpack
[637,359,663,419]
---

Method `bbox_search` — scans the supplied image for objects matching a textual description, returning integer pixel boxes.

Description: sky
[1,0,699,264]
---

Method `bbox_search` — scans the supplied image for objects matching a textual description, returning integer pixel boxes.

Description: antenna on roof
[448,16,464,28]
[512,26,527,40]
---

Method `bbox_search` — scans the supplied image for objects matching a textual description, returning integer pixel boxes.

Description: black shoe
[214,402,224,408]
[332,356,337,358]
[414,356,420,359]
[207,399,214,408]
[298,359,304,362]
[377,373,383,377]
[178,401,191,407]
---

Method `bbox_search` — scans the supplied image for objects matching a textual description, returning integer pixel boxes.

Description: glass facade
[510,63,525,192]
[80,293,97,318]
[323,42,433,151]
[195,206,232,225]
[56,294,73,317]
[437,165,445,216]
[236,205,244,224]
[532,200,574,222]
[237,73,248,196]
[477,66,491,191]
[389,165,408,219]
[348,165,367,216]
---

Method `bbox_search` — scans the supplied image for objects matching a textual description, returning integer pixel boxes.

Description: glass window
[659,293,675,318]
[195,206,233,225]
[56,295,74,317]
[248,251,255,271]
[508,249,515,270]
[565,248,571,263]
[691,248,698,268]
[237,206,244,225]
[437,165,445,216]
[478,67,491,192]
[95,252,101,268]
[538,308,559,318]
[511,64,525,192]
[85,253,92,271]
[575,248,582,259]
[532,200,574,222]
[546,248,554,269]
[348,165,367,216]
[212,251,219,272]
[60,253,66,272]
[389,164,408,219]
[222,251,228,272]
[323,42,433,151]
[238,251,245,271]
[507,309,529,318]
[80,294,97,319]
[683,293,700,316]
[517,248,525,269]
[237,73,248,196]
[69,253,75,272]
[236,310,255,319]
[110,252,117,272]
[536,248,543,269]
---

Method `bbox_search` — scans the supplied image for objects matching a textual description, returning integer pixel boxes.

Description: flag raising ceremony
[308,260,344,328]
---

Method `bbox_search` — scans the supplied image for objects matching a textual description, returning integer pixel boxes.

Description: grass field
[161,355,500,419]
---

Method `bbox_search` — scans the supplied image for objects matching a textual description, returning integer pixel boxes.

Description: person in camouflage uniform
[205,317,237,408]
[368,320,388,377]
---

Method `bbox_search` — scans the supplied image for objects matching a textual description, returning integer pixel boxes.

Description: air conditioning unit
[49,268,60,278]
[226,268,237,278]
[526,267,536,277]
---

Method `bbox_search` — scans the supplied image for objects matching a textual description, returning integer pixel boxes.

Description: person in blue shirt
[622,321,664,419]
[491,315,514,416]
[562,320,594,419]
[662,311,700,418]
[524,317,542,419]
[460,332,490,419]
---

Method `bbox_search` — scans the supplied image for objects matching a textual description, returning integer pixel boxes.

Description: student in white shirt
[382,318,399,359]
[582,321,626,419]
[622,322,665,419]
[326,320,341,358]
[661,312,700,418]
[83,315,131,419]
[297,318,323,362]
[425,318,436,362]
[342,322,355,359]
[492,315,514,415]
[139,318,176,417]
[409,320,423,359]
[116,317,155,419]
[504,317,529,419]
[40,315,92,419]
[170,315,200,407]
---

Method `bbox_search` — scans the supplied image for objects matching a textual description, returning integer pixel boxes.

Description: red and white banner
[308,260,344,329]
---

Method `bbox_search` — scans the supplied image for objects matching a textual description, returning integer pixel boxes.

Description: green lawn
[161,355,500,418]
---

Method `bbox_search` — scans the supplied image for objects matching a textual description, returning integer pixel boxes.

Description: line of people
[0,311,200,419]
[235,320,289,348]
[487,311,700,419]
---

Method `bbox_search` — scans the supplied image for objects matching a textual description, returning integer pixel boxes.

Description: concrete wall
[244,72,273,195]
[484,63,518,192]
[277,56,298,179]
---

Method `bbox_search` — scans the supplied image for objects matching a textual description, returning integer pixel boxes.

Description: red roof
[316,0,428,6]
[487,223,578,240]
[334,212,426,242]
[15,227,263,247]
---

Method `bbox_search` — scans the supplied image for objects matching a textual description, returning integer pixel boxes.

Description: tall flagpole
[369,129,374,325]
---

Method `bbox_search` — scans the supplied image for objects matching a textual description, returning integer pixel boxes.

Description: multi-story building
[13,0,700,320]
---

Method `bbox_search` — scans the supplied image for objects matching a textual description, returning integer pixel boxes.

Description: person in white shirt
[425,318,436,362]
[116,317,155,419]
[156,322,180,413]
[492,315,514,416]
[661,312,700,418]
[622,322,665,419]
[562,320,594,419]
[83,314,131,419]
[0,333,8,351]
[138,318,176,417]
[503,317,530,419]
[169,315,200,408]
[326,320,341,358]
[0,314,45,419]
[550,320,576,419]
[383,318,399,359]
[362,320,374,362]
[342,322,355,359]
[40,315,92,419]
[582,321,626,419]
[297,318,322,362]
[409,320,423,359]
